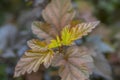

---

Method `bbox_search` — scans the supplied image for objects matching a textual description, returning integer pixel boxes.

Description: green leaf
[48,36,61,48]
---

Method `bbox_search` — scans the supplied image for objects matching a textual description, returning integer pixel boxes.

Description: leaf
[61,21,100,45]
[61,25,73,45]
[42,0,75,31]
[27,39,54,67]
[0,24,17,50]
[87,35,114,53]
[48,36,62,48]
[86,38,113,80]
[86,41,112,80]
[27,39,48,51]
[52,46,93,80]
[48,21,100,48]
[93,52,112,80]
[14,39,54,77]
[14,50,53,77]
[32,21,57,40]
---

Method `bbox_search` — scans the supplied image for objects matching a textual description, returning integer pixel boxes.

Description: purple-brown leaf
[42,0,75,31]
[14,39,54,77]
[32,21,57,40]
[52,46,94,80]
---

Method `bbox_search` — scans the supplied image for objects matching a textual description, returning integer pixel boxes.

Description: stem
[58,46,62,53]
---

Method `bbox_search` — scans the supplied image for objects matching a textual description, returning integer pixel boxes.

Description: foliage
[14,0,99,80]
[48,21,99,48]
[52,46,93,80]
[0,64,7,80]
[0,0,120,80]
[14,39,54,77]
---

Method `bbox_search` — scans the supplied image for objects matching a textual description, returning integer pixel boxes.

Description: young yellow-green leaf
[48,21,99,48]
[48,36,61,48]
[61,25,73,45]
[52,46,94,80]
[14,40,54,77]
[61,21,100,45]
[42,0,75,31]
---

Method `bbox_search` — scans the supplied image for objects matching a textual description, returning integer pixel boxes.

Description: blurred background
[0,0,120,80]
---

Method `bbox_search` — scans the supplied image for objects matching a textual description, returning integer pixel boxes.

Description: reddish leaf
[42,0,75,31]
[52,46,93,80]
[14,39,54,77]
[32,21,57,40]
